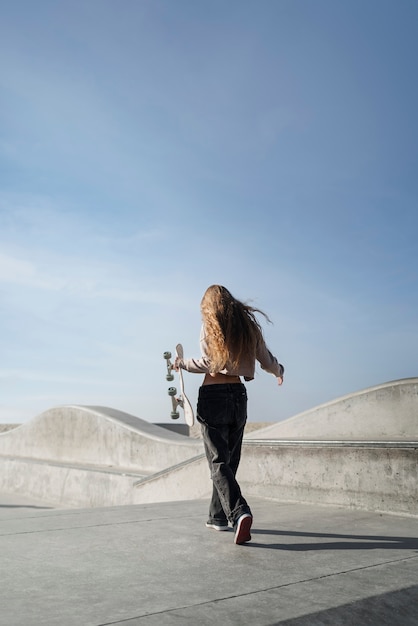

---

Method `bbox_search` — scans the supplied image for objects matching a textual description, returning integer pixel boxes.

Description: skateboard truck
[163,351,175,381]
[168,386,180,419]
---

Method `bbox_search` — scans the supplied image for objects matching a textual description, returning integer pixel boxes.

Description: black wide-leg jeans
[197,383,252,526]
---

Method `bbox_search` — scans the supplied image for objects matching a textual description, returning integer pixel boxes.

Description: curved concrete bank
[248,378,418,441]
[0,405,202,472]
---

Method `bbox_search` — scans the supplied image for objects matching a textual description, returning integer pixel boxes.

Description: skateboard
[163,344,195,426]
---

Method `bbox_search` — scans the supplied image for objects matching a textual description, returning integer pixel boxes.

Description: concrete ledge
[129,440,418,516]
[0,455,146,508]
[128,440,418,516]
[0,452,211,508]
[239,440,418,517]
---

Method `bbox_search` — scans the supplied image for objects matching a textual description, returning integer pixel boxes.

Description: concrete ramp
[247,378,418,441]
[133,454,210,504]
[0,405,202,473]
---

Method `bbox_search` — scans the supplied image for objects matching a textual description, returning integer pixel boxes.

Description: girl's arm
[256,338,284,385]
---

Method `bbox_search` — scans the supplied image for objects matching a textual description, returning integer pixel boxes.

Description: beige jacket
[179,326,284,382]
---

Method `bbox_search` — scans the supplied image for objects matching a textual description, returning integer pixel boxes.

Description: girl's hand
[277,376,283,386]
[173,357,181,371]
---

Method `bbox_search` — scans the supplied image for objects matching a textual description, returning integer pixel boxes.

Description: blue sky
[1,0,417,424]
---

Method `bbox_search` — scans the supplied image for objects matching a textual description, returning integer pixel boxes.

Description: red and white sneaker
[234,513,252,544]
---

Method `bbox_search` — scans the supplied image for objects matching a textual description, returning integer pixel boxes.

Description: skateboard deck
[163,344,195,426]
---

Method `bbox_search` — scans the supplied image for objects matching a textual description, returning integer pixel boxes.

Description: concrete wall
[1,442,416,515]
[0,456,141,508]
[239,441,418,517]
[132,442,418,517]
[249,378,418,441]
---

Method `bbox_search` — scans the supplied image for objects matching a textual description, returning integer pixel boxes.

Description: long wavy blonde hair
[200,285,271,373]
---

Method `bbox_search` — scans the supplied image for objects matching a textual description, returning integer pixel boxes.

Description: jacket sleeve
[256,337,284,378]
[179,325,212,374]
[180,356,211,374]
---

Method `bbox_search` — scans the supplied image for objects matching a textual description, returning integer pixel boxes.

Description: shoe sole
[205,523,229,531]
[234,515,252,544]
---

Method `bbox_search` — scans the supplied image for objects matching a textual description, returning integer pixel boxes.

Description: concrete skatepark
[1,378,417,624]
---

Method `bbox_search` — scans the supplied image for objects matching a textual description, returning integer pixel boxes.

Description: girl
[174,285,284,545]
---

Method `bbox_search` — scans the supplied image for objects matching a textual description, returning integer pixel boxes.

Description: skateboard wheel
[166,374,174,381]
[163,351,172,359]
[171,411,180,420]
[168,387,177,396]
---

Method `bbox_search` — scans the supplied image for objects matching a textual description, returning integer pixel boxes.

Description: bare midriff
[202,372,242,385]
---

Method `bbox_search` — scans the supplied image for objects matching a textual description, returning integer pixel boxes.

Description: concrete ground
[1,493,418,626]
